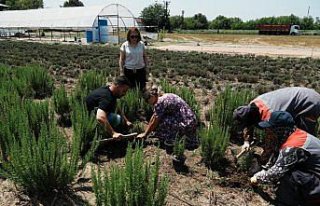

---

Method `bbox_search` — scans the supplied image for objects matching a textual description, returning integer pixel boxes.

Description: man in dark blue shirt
[86,76,131,139]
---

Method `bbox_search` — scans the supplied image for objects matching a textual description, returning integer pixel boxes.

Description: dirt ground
[151,34,320,59]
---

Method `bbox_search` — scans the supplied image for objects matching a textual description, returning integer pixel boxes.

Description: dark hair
[127,27,142,42]
[114,75,131,87]
[142,88,158,101]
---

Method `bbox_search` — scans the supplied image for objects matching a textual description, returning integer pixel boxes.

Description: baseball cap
[258,111,295,128]
[233,106,251,122]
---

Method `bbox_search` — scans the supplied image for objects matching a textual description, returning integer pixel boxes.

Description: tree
[5,0,43,10]
[300,16,314,30]
[209,15,231,30]
[63,0,84,7]
[183,17,195,30]
[315,17,320,30]
[140,3,169,32]
[170,15,183,30]
[229,17,243,30]
[193,13,208,29]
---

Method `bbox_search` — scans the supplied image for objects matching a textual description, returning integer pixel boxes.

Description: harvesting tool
[98,132,138,144]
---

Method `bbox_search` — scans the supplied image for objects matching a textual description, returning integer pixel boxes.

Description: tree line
[1,1,319,31]
[0,0,83,9]
[141,3,320,31]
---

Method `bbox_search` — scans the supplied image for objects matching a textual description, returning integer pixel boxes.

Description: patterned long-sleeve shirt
[254,147,310,183]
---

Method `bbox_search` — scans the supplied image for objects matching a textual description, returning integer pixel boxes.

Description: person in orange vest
[233,87,320,153]
[250,111,320,206]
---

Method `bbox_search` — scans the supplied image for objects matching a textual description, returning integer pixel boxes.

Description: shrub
[73,70,106,105]
[53,86,72,127]
[92,144,169,206]
[173,138,185,158]
[78,70,106,94]
[0,122,82,195]
[12,78,33,99]
[71,101,98,158]
[25,100,51,138]
[208,86,256,133]
[17,66,54,99]
[118,88,152,122]
[200,124,229,169]
[53,86,71,115]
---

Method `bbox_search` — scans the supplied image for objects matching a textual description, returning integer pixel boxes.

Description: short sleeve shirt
[120,41,145,70]
[85,86,117,114]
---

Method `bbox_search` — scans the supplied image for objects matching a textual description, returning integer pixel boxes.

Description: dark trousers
[275,170,320,206]
[124,67,147,91]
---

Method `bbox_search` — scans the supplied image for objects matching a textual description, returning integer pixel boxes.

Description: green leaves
[92,144,169,206]
[200,86,255,169]
[173,138,185,157]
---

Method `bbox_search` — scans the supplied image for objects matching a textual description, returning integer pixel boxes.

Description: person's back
[253,87,320,119]
[85,86,117,114]
[280,128,320,177]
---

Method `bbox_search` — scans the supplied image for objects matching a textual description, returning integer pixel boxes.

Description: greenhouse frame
[0,3,140,43]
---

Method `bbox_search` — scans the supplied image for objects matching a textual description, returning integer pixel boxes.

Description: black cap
[233,106,251,122]
[258,111,295,128]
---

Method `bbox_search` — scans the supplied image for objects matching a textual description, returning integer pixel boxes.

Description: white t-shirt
[120,41,146,70]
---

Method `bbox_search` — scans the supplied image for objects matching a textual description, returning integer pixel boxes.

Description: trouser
[124,67,147,91]
[275,170,320,206]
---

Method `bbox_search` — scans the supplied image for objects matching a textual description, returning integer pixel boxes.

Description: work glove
[241,140,250,151]
[250,176,258,185]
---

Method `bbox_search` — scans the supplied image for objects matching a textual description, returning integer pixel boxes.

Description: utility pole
[163,1,170,31]
[181,10,184,29]
[307,6,310,17]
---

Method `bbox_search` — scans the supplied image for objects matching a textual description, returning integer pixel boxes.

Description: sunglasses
[130,35,139,39]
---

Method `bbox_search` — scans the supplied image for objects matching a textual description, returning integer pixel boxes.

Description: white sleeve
[120,42,125,52]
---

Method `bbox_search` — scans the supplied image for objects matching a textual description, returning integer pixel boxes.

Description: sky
[44,0,320,21]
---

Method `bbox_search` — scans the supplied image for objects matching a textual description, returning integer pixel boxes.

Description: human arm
[251,147,310,184]
[137,113,159,139]
[143,46,149,73]
[96,108,123,138]
[119,43,126,75]
[242,126,254,151]
[119,109,132,128]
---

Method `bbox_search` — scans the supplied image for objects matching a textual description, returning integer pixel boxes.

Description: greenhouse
[0,3,139,43]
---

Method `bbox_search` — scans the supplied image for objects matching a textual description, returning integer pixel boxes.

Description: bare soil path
[152,34,320,58]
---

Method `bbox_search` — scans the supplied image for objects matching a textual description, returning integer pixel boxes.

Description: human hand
[136,133,147,140]
[126,121,133,128]
[250,176,258,185]
[112,132,123,140]
[241,141,250,151]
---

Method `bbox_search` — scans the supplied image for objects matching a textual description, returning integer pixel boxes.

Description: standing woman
[119,27,148,91]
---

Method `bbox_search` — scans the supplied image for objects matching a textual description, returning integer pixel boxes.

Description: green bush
[17,66,54,99]
[73,70,106,105]
[71,101,98,158]
[53,85,71,115]
[54,86,72,127]
[118,88,152,121]
[200,125,229,169]
[208,86,256,133]
[92,144,169,206]
[0,122,82,195]
[173,138,185,157]
[25,100,51,138]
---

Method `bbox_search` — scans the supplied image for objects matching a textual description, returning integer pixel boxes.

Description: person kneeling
[250,111,320,206]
